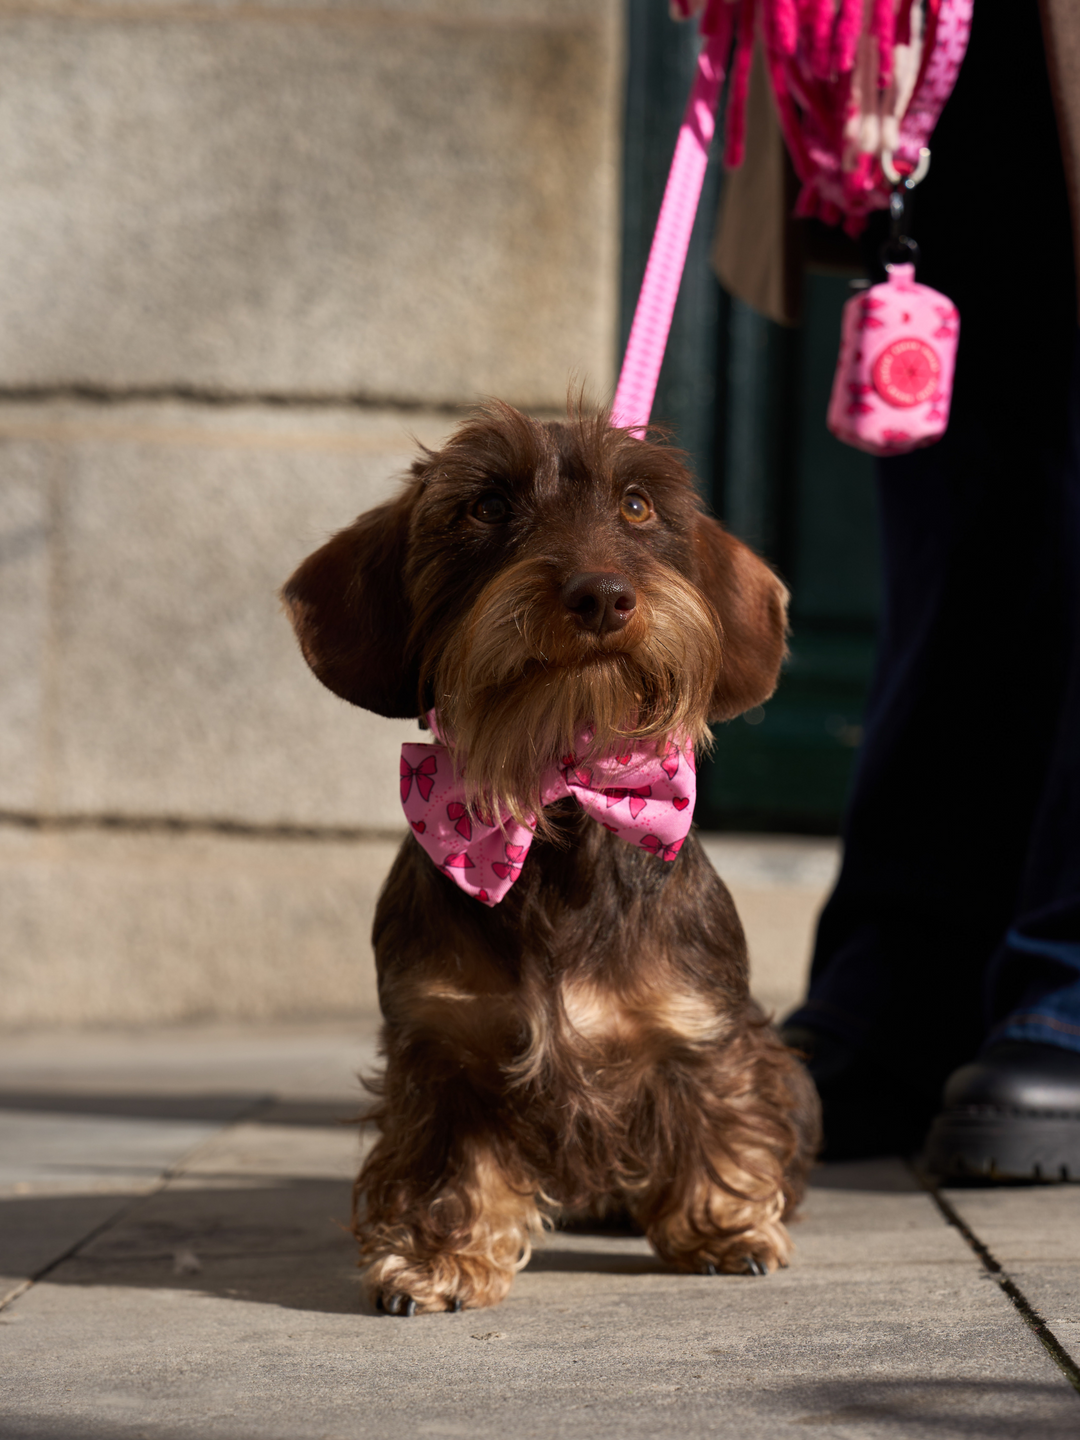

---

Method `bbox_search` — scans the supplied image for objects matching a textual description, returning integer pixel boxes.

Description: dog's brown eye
[620,492,653,524]
[471,493,510,524]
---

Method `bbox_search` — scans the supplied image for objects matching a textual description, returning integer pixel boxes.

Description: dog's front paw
[365,1249,517,1316]
[375,1289,464,1317]
[698,1250,775,1277]
[653,1215,793,1279]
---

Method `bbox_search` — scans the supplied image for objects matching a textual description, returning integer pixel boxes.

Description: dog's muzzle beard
[423,556,723,827]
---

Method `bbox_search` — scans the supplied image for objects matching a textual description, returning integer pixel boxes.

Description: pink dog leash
[612,3,736,433]
[401,724,697,906]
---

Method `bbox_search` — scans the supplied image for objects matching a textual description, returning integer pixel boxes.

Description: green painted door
[704,277,880,831]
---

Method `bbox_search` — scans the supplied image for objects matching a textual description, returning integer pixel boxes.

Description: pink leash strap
[611,4,735,433]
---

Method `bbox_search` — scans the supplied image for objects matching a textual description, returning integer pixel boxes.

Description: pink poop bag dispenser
[827,264,959,457]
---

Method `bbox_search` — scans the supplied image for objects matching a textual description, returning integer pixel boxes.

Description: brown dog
[283,402,819,1315]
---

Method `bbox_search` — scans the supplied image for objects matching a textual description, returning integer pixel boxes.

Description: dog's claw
[404,1298,417,1317]
[451,1297,463,1313]
[384,1293,404,1316]
[702,1263,717,1277]
[743,1257,767,1277]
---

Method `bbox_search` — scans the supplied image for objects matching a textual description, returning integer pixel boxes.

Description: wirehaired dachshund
[283,402,820,1315]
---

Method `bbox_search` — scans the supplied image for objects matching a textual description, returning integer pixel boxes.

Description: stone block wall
[0,0,623,1027]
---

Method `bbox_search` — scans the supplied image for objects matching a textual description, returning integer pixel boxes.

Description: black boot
[923,1041,1080,1182]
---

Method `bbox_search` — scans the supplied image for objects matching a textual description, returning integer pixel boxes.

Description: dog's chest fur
[374,808,749,1083]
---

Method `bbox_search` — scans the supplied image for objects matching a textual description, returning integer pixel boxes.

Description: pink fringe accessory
[401,719,697,906]
[612,0,971,433]
[759,0,973,233]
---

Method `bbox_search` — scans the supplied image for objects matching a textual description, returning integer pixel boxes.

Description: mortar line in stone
[0,1,601,30]
[0,1094,277,1315]
[0,420,444,456]
[912,1165,1080,1397]
[0,809,408,845]
[0,386,564,418]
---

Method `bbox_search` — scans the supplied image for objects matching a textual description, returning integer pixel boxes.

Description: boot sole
[924,1107,1080,1182]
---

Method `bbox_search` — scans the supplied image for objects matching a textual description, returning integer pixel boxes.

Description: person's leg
[785,0,1079,1154]
[786,395,1074,1149]
[920,345,1080,1180]
[985,374,1080,1055]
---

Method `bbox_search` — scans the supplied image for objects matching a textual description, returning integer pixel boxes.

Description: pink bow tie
[399,726,697,906]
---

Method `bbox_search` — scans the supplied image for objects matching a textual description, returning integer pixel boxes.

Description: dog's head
[283,402,787,822]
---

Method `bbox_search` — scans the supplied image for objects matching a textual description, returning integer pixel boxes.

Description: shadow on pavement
[809,1159,922,1192]
[779,1375,1080,1435]
[525,1246,669,1276]
[2,1376,1077,1440]
[1,1178,364,1316]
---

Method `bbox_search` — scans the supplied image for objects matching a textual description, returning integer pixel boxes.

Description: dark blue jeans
[787,0,1080,1110]
[789,351,1080,1090]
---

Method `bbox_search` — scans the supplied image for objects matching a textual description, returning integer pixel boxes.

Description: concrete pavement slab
[0,1109,228,1193]
[2,1022,1078,1439]
[940,1185,1080,1357]
[0,1104,237,1306]
[0,1023,375,1304]
[3,1262,1076,1440]
[4,1109,1080,1438]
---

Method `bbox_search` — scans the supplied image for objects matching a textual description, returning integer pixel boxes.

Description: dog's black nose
[561,572,637,635]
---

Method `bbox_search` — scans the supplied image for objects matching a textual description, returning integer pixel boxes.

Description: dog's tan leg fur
[357,1137,544,1314]
[626,1019,811,1277]
[640,1153,793,1275]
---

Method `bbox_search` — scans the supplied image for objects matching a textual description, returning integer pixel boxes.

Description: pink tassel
[699,0,735,36]
[774,0,799,54]
[767,62,813,177]
[909,0,942,98]
[759,0,813,175]
[831,0,863,75]
[809,0,837,78]
[894,0,915,47]
[723,0,757,167]
[872,0,896,89]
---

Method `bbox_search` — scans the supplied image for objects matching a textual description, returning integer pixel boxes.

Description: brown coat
[1042,0,1080,303]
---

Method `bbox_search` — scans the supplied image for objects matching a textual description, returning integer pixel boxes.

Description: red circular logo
[872,338,941,407]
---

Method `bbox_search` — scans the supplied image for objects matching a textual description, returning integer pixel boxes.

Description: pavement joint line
[912,1164,1080,1397]
[0,1093,277,1314]
[0,1278,33,1311]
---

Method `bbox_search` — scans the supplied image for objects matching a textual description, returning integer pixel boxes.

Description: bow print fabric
[400,728,697,906]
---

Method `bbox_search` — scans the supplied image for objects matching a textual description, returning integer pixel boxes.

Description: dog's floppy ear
[695,515,789,722]
[282,488,421,717]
